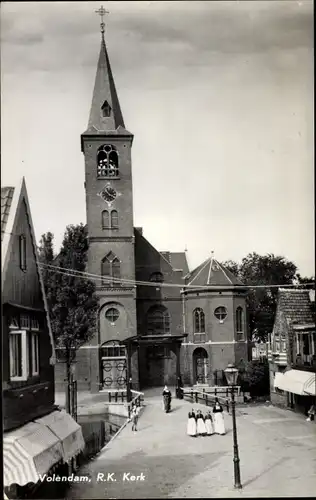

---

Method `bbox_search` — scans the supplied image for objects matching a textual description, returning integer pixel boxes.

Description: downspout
[181,288,186,334]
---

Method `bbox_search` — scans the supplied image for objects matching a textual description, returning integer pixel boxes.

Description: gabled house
[2,178,84,498]
[268,288,316,414]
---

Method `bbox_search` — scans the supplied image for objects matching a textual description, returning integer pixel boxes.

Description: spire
[88,6,126,132]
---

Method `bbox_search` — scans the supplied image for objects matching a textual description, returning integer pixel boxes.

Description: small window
[236,307,244,340]
[193,308,205,333]
[9,316,19,329]
[9,330,28,381]
[19,235,27,271]
[150,272,164,283]
[31,318,39,331]
[20,314,30,329]
[31,333,39,376]
[214,306,227,322]
[105,307,120,323]
[110,210,119,229]
[101,100,111,117]
[102,210,110,229]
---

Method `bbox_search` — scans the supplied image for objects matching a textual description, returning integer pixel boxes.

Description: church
[63,17,250,393]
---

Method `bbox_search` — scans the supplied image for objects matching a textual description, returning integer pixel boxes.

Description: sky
[1,1,314,276]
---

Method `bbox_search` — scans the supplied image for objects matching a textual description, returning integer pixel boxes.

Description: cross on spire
[95,4,109,38]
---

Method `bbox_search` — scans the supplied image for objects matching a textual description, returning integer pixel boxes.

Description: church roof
[160,251,189,275]
[85,37,131,135]
[185,256,244,287]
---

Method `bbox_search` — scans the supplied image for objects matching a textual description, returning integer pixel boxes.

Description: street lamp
[224,363,242,489]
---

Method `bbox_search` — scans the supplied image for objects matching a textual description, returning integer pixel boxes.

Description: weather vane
[95,4,109,37]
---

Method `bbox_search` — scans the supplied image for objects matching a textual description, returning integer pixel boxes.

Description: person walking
[204,411,214,435]
[187,408,197,437]
[131,405,139,432]
[162,385,172,412]
[196,410,207,436]
[213,397,226,435]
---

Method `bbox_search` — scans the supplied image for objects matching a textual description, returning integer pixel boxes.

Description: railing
[108,390,128,403]
[127,390,144,418]
[180,387,231,413]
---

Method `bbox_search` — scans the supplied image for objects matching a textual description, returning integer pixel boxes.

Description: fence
[180,387,241,413]
[127,390,144,418]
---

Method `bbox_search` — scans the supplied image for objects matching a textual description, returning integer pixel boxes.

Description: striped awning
[35,410,85,463]
[3,421,63,487]
[274,370,316,396]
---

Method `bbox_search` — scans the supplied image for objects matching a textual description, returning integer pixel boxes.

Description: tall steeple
[86,6,127,134]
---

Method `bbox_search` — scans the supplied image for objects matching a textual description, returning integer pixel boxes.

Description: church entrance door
[193,347,208,385]
[100,342,127,390]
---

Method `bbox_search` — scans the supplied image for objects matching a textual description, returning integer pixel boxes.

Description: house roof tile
[278,288,314,326]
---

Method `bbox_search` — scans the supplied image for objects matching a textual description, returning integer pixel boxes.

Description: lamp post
[224,363,242,489]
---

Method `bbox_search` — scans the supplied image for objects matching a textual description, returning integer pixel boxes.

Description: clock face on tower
[101,186,117,203]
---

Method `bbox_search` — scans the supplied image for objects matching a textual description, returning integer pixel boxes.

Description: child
[131,405,139,431]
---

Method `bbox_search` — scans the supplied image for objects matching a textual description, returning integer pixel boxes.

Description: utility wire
[3,230,314,289]
[38,262,315,290]
[4,229,314,289]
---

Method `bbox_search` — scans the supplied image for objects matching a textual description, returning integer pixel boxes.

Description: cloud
[1,0,312,75]
[1,1,314,275]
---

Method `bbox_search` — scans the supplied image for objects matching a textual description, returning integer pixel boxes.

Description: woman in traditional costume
[213,398,226,435]
[187,409,197,437]
[196,410,207,436]
[162,385,172,413]
[204,411,214,435]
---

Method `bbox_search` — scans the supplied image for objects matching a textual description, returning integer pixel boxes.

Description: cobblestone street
[67,390,316,498]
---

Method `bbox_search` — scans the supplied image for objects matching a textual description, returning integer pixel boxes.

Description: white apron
[187,417,197,436]
[196,417,207,435]
[205,418,214,435]
[213,412,226,435]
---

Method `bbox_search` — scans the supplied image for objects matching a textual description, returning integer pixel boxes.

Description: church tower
[80,11,137,393]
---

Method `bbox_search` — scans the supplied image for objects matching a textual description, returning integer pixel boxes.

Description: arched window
[101,251,121,287]
[146,306,170,335]
[102,210,119,230]
[236,307,243,333]
[110,210,119,229]
[149,272,164,283]
[97,144,119,178]
[193,308,205,333]
[236,307,244,340]
[102,210,110,229]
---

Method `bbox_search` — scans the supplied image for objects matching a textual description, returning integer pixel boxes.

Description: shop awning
[3,421,63,487]
[274,370,316,396]
[35,410,85,463]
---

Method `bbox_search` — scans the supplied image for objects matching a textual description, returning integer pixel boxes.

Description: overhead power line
[37,262,315,291]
